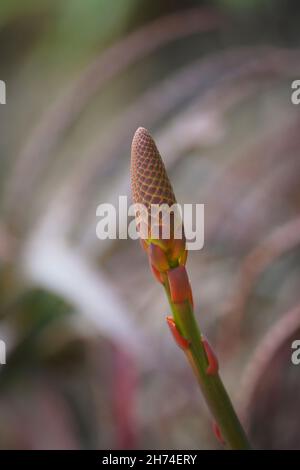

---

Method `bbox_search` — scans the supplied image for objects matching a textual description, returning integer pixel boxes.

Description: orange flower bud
[149,262,164,284]
[130,127,187,267]
[148,243,169,273]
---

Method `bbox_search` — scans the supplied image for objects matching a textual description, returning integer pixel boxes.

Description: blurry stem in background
[130,127,250,449]
[239,303,300,429]
[220,215,300,358]
[112,347,138,449]
[5,7,222,217]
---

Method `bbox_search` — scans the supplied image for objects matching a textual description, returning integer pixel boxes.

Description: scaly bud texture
[131,127,176,208]
[130,127,250,450]
[131,127,186,270]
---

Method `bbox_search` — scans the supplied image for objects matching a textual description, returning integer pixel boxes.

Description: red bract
[166,316,190,351]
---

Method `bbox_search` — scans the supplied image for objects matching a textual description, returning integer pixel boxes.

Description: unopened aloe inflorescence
[130,127,251,450]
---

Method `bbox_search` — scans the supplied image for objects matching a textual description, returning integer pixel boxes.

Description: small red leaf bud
[166,316,190,351]
[202,336,219,375]
[212,421,225,446]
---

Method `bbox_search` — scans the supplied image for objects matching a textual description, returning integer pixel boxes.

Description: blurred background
[0,0,300,450]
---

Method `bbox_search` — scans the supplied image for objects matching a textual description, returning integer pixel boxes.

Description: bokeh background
[0,0,300,449]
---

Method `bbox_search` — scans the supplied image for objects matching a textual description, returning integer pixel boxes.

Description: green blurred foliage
[0,0,139,67]
[0,289,73,387]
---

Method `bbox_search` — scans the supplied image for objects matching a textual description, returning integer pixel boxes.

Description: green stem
[164,283,251,450]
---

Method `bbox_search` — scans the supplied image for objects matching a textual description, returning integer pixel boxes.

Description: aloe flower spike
[130,127,251,450]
